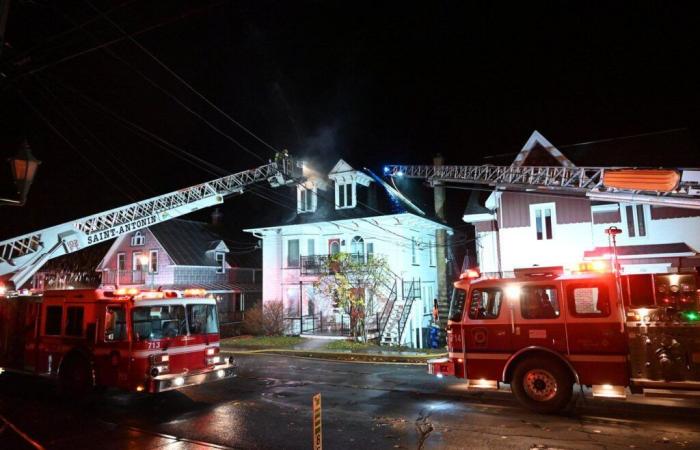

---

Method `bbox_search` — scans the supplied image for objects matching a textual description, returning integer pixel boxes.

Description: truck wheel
[59,355,94,397]
[511,356,573,414]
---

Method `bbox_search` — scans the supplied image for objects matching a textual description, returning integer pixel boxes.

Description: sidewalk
[220,336,446,364]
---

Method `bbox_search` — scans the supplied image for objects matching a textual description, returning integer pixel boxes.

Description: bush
[242,304,263,335]
[263,300,285,335]
[241,300,285,336]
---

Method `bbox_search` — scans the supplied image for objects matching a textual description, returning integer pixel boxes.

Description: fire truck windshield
[448,288,467,321]
[186,304,219,334]
[132,305,186,340]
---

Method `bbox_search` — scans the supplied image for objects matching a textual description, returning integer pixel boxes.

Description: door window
[520,286,560,319]
[448,288,467,321]
[105,306,127,341]
[468,288,503,319]
[65,307,84,337]
[567,284,611,317]
[45,306,62,335]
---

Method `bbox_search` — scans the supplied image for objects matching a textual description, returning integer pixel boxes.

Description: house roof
[247,159,448,229]
[583,243,696,259]
[148,219,228,267]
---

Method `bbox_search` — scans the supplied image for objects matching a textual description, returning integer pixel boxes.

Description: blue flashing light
[383,166,390,174]
[396,171,404,177]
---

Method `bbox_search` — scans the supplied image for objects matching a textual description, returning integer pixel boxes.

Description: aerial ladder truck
[384,161,700,412]
[0,155,301,394]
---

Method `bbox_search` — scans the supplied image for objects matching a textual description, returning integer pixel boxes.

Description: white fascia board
[591,203,619,213]
[584,251,696,260]
[484,191,500,210]
[462,213,496,223]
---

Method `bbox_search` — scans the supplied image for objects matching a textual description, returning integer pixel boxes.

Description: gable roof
[149,219,228,267]
[511,130,575,168]
[328,159,354,175]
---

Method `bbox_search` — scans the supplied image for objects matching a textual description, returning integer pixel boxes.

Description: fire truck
[0,155,301,392]
[0,287,235,393]
[427,262,700,413]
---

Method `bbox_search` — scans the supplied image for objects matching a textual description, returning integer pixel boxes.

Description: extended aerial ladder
[383,164,700,209]
[0,156,302,290]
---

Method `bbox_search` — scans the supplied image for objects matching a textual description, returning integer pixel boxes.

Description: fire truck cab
[428,264,700,413]
[0,287,236,394]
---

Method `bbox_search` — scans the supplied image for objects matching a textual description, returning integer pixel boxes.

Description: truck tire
[59,354,94,397]
[511,356,573,414]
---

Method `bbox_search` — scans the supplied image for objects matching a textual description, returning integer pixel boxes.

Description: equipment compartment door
[512,283,568,354]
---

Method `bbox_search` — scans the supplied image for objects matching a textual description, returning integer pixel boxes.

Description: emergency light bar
[459,268,480,280]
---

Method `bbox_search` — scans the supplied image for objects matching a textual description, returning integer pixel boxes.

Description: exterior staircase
[379,278,421,346]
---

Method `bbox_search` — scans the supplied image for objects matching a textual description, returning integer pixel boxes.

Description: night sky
[1,1,698,242]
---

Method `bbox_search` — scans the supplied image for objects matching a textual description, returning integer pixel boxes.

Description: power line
[83,0,278,158]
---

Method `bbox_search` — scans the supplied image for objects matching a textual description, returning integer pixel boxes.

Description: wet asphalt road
[1,354,700,450]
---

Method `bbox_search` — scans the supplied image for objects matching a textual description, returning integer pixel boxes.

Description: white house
[245,159,452,348]
[465,130,700,278]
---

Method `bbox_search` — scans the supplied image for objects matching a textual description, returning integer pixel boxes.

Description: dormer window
[297,185,317,213]
[130,231,145,246]
[336,182,355,209]
[216,252,226,274]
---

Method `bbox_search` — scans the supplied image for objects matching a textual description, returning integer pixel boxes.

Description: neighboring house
[245,159,452,348]
[465,130,700,278]
[96,219,261,326]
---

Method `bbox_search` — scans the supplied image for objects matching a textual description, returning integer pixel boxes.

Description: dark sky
[1,1,699,240]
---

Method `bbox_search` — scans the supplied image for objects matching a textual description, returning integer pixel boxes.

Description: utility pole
[433,153,450,329]
[0,0,10,59]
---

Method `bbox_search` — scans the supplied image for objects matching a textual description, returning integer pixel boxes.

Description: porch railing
[101,270,147,285]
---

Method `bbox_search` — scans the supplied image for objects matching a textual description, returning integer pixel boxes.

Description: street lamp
[1,141,41,206]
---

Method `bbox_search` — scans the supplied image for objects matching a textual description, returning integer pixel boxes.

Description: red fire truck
[427,263,700,413]
[0,287,236,394]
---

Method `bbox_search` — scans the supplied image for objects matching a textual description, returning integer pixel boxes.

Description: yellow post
[312,393,322,450]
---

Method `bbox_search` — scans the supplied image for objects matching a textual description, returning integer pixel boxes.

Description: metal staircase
[379,278,421,346]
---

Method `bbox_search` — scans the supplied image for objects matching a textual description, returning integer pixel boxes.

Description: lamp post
[1,141,41,206]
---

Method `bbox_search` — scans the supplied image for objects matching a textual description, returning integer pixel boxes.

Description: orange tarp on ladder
[602,169,680,193]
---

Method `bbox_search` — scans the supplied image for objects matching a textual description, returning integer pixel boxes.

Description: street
[1,354,700,450]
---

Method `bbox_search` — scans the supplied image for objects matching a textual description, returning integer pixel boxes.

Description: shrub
[242,304,263,335]
[263,300,285,335]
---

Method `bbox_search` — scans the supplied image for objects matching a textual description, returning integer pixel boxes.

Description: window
[216,252,226,274]
[307,239,315,256]
[149,250,158,273]
[448,288,467,321]
[133,252,145,272]
[298,186,316,213]
[532,204,554,240]
[65,307,84,337]
[329,240,340,256]
[287,239,300,267]
[132,305,186,340]
[45,306,62,335]
[367,242,374,261]
[131,231,145,246]
[186,304,219,334]
[429,240,435,266]
[351,236,364,262]
[520,286,560,319]
[567,284,610,317]
[117,253,126,272]
[411,238,418,265]
[468,288,503,320]
[624,204,647,238]
[336,183,355,208]
[104,306,127,341]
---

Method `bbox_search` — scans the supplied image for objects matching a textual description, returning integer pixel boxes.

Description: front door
[462,286,512,380]
[328,239,340,256]
[96,304,131,388]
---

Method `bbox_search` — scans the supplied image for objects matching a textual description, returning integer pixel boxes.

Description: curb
[220,348,446,364]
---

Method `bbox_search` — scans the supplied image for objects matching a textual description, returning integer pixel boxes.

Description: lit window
[531,204,554,240]
[624,204,647,238]
[351,236,365,262]
[216,252,226,274]
[131,231,145,246]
